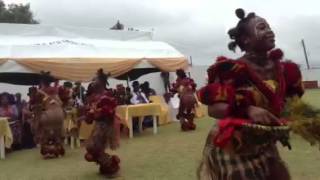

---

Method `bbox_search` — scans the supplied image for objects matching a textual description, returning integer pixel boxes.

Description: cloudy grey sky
[3,0,320,67]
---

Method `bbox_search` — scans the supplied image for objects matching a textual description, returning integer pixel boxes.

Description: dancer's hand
[247,106,278,125]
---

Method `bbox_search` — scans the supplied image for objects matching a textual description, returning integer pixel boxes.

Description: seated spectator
[115,84,133,105]
[125,87,132,105]
[73,81,85,103]
[12,93,35,149]
[0,92,22,150]
[130,81,153,129]
[21,102,36,149]
[140,81,156,100]
[14,93,26,120]
[130,81,149,104]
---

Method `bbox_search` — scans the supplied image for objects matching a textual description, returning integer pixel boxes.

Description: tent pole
[188,56,192,78]
[79,83,83,103]
[126,75,130,87]
[301,39,310,69]
[188,72,191,78]
[125,76,131,105]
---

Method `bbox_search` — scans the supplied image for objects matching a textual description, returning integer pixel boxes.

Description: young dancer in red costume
[84,69,120,177]
[28,72,65,158]
[197,9,304,180]
[171,69,198,131]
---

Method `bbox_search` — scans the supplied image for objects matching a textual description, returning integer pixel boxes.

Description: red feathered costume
[28,78,66,158]
[197,49,304,179]
[171,70,198,131]
[84,70,120,176]
[58,86,73,109]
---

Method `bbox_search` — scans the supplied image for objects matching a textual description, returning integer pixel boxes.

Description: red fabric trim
[282,61,304,97]
[213,118,248,147]
[85,91,118,121]
[240,49,286,116]
[207,53,286,116]
[213,118,288,148]
[198,83,235,106]
[206,49,292,148]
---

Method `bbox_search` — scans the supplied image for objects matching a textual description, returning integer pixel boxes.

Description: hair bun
[235,8,245,19]
[227,28,238,39]
[228,41,237,52]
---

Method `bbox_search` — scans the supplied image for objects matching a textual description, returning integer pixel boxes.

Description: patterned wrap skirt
[198,125,288,180]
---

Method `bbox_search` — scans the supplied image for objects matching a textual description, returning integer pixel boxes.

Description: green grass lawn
[1,90,320,180]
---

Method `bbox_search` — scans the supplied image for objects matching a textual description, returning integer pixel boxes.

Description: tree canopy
[0,0,38,24]
[110,20,124,30]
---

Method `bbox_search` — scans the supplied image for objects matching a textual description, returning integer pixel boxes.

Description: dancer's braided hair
[228,8,256,52]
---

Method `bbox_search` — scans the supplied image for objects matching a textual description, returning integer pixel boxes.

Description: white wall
[4,65,320,101]
[301,68,320,86]
[0,65,210,100]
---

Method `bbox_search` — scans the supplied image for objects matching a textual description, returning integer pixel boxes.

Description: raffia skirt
[38,106,65,144]
[197,125,289,180]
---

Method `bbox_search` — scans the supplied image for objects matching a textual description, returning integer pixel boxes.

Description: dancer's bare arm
[208,103,278,124]
[208,103,229,119]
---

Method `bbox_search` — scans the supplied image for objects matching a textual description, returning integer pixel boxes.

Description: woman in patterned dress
[0,92,22,150]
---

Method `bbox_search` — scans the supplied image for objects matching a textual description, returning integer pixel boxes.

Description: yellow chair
[149,96,171,125]
[64,108,80,148]
[194,94,207,118]
[195,103,207,118]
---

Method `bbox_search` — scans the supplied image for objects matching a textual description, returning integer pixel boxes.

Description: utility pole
[150,28,154,40]
[301,39,310,69]
[188,56,193,78]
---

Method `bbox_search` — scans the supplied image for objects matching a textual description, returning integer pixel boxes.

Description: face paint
[251,17,269,40]
[247,16,275,52]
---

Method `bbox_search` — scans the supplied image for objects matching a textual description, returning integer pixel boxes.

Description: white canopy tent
[0,23,153,41]
[0,23,188,84]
